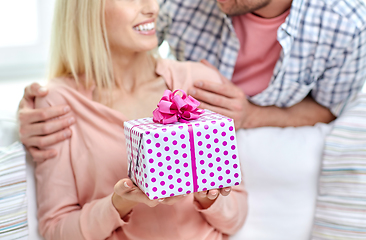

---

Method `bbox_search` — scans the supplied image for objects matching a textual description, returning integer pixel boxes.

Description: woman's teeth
[134,22,155,31]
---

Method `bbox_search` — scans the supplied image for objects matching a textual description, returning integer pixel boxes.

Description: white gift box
[124,110,242,200]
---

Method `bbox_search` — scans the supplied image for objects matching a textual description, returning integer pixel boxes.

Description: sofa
[1,90,365,240]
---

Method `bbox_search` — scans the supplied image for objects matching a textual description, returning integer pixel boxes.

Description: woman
[34,0,247,239]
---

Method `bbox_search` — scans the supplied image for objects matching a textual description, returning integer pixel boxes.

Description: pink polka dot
[219,185,224,188]
[157,152,162,157]
[171,131,176,136]
[197,131,202,137]
[224,151,228,156]
[186,182,191,186]
[195,123,200,127]
[160,181,165,186]
[166,156,171,161]
[222,132,227,137]
[229,126,234,131]
[216,157,221,162]
[223,141,227,146]
[178,188,183,192]
[146,193,150,197]
[163,137,169,142]
[167,165,172,170]
[220,122,225,127]
[225,160,230,165]
[199,150,204,155]
[186,191,191,194]
[170,193,175,196]
[158,162,163,167]
[169,184,174,189]
[207,153,212,158]
[164,146,170,151]
[150,168,155,173]
[149,158,154,163]
[235,182,240,186]
[201,169,206,174]
[180,134,185,139]
[176,169,181,174]
[185,172,189,177]
[214,138,219,143]
[206,144,211,149]
[205,134,210,139]
[155,143,160,148]
[174,150,179,155]
[213,129,218,134]
[232,154,237,159]
[230,136,235,141]
[162,128,167,132]
[233,164,238,169]
[168,175,173,180]
[143,164,146,169]
[211,182,215,186]
[200,160,205,165]
[215,148,220,153]
[152,177,156,182]
[179,126,184,130]
[177,178,182,183]
[173,140,177,145]
[210,172,214,177]
[145,183,148,187]
[182,153,188,158]
[217,166,222,171]
[142,154,145,159]
[145,131,150,135]
[154,133,159,138]
[183,163,188,168]
[152,187,157,192]
[234,173,239,178]
[227,179,232,184]
[153,196,158,199]
[181,144,186,149]
[175,159,180,164]
[162,190,166,195]
[208,163,213,168]
[226,170,230,174]
[148,149,153,154]
[211,121,216,124]
[198,141,203,146]
[202,179,207,183]
[144,173,147,178]
[159,171,164,176]
[218,176,223,181]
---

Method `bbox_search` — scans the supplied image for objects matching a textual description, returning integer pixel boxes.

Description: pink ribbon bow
[153,89,205,124]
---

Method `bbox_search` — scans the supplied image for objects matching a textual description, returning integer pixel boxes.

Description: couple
[18,0,366,239]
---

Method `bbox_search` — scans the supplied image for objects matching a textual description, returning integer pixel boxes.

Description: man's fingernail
[124,182,130,188]
[158,199,164,202]
[183,194,187,197]
[64,106,71,113]
[68,117,75,124]
[224,188,230,192]
[38,87,47,93]
[64,130,71,138]
[189,89,196,95]
[211,192,218,196]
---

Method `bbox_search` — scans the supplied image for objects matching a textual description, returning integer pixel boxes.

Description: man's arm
[188,60,336,129]
[17,83,75,161]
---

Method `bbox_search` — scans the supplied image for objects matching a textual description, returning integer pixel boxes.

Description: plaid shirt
[157,0,366,116]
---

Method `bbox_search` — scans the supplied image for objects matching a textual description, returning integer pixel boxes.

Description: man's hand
[18,83,75,162]
[188,60,254,130]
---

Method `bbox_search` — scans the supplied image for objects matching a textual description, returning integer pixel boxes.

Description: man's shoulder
[316,0,366,29]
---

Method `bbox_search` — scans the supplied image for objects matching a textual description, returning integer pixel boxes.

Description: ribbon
[153,89,204,124]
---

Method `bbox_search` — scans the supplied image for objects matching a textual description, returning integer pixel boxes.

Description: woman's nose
[141,0,159,16]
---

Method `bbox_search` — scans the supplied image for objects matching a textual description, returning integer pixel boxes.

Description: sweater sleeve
[194,180,248,235]
[35,87,129,240]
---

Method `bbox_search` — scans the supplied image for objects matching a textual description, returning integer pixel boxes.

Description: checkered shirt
[157,0,366,116]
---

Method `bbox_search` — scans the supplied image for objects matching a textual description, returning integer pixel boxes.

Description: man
[18,0,366,161]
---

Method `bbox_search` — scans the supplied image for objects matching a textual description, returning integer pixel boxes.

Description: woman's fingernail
[63,130,71,138]
[212,192,218,196]
[183,194,187,197]
[64,106,71,113]
[38,87,47,93]
[189,89,196,95]
[158,199,164,202]
[68,117,75,124]
[196,81,203,87]
[124,182,130,188]
[224,188,230,192]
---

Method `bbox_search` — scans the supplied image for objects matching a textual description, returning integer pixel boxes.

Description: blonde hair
[49,0,113,90]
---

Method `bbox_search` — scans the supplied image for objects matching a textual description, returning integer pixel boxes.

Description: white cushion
[231,123,333,240]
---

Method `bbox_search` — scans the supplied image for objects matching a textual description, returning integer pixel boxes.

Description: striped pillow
[312,94,366,239]
[0,142,28,239]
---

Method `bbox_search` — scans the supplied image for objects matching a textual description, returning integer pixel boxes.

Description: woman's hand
[18,83,75,162]
[193,187,232,209]
[112,178,185,218]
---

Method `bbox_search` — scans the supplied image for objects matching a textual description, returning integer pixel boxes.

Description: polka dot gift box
[124,90,241,200]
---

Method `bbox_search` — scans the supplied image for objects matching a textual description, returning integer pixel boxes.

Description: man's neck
[253,0,292,19]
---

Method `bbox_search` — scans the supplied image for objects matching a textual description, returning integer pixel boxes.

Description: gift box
[124,90,241,200]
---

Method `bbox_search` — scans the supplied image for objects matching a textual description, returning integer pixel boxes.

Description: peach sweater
[35,59,248,240]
